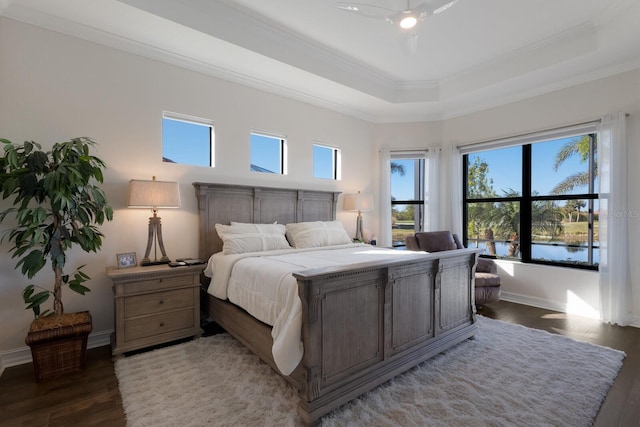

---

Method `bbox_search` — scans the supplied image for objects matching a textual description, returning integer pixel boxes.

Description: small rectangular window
[250,131,287,174]
[162,112,214,167]
[313,144,341,180]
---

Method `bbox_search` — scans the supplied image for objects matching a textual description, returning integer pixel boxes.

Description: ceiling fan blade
[334,2,399,19]
[414,0,459,16]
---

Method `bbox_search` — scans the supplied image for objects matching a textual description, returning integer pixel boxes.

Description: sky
[391,158,421,201]
[468,136,596,197]
[162,118,212,166]
[250,133,281,173]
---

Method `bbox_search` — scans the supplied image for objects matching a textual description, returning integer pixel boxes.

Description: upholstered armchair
[405,231,501,306]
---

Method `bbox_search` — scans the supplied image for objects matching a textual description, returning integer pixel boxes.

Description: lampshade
[343,192,373,212]
[128,178,181,209]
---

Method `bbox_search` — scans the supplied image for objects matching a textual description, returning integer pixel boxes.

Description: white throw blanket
[204,244,427,375]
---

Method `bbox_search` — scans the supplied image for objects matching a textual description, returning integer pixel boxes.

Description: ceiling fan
[335,0,458,30]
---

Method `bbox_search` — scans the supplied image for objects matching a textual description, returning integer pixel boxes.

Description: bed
[194,182,480,425]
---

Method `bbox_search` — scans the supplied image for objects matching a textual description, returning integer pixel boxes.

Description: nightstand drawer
[124,288,194,317]
[124,308,195,342]
[123,275,194,295]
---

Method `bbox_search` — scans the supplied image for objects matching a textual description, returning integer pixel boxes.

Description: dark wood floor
[1,301,638,426]
[0,345,124,427]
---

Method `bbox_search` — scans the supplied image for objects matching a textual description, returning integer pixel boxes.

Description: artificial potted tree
[0,137,113,381]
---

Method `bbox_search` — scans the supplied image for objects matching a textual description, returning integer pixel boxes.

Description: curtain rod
[457,119,600,151]
[378,147,431,154]
[457,113,629,151]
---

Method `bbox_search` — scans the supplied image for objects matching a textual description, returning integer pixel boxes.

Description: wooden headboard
[193,182,340,260]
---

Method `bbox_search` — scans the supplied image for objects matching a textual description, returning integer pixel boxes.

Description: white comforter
[204,244,427,375]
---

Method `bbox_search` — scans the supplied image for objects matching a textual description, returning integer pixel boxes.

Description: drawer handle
[159,299,164,305]
[159,322,165,327]
[158,279,163,283]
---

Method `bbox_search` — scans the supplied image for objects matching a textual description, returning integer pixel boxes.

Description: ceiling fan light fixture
[335,0,459,33]
[399,15,417,29]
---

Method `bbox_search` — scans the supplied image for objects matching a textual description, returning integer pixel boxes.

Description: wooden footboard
[293,248,478,424]
[204,248,479,425]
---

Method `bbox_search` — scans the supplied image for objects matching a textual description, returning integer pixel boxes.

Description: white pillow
[215,223,291,255]
[285,221,352,249]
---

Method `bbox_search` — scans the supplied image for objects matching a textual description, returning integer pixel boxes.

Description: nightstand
[107,264,204,355]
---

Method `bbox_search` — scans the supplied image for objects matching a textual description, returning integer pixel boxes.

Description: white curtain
[424,147,440,231]
[598,112,632,325]
[424,145,463,235]
[380,147,435,245]
[379,147,393,247]
[439,145,463,236]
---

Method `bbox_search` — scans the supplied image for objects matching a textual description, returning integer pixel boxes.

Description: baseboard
[500,292,640,328]
[499,292,572,315]
[0,329,113,375]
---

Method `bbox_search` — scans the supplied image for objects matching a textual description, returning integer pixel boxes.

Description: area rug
[114,316,625,426]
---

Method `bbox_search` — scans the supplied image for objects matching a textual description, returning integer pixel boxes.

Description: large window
[250,131,287,174]
[162,112,214,167]
[463,125,598,269]
[391,152,426,247]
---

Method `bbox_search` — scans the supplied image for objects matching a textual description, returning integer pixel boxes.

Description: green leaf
[17,249,46,279]
[22,284,35,300]
[24,290,50,306]
[24,289,50,317]
[68,282,91,295]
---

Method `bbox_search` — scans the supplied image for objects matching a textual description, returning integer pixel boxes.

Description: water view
[469,240,599,266]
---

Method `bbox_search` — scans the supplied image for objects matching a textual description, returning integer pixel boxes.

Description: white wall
[1,16,639,371]
[0,18,375,367]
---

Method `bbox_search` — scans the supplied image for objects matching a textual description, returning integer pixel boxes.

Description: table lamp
[128,177,181,266]
[343,191,373,241]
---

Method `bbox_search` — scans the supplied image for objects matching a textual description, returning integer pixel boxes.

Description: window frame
[462,124,599,270]
[162,111,214,167]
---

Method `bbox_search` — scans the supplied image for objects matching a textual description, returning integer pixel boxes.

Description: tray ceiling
[3,0,640,122]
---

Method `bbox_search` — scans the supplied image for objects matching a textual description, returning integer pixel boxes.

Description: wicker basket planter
[25,311,92,382]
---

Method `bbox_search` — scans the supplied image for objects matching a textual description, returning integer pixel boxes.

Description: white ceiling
[3,0,640,123]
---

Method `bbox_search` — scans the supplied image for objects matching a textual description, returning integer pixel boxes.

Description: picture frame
[117,252,137,269]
